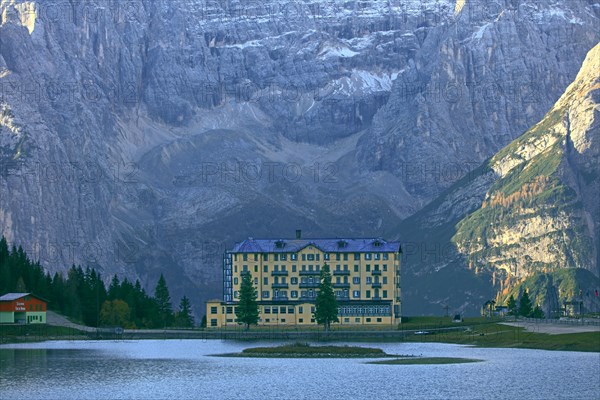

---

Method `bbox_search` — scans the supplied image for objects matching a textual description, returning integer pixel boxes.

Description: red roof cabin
[0,293,48,324]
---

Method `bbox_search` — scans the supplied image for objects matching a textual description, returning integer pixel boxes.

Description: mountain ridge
[394,41,600,315]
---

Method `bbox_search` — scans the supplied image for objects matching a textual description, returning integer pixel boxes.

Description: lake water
[0,340,598,399]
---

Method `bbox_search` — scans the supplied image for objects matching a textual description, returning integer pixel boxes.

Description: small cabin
[0,293,48,324]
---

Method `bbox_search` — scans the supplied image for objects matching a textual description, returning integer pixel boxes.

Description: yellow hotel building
[206,231,402,327]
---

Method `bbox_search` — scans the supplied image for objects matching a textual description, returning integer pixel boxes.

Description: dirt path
[501,321,600,335]
[46,311,95,332]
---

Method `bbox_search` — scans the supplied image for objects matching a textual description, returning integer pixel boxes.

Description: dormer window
[337,240,347,248]
[373,239,382,247]
[275,240,285,248]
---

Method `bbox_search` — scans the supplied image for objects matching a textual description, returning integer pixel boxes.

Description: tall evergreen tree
[175,295,195,328]
[531,305,545,319]
[314,263,338,331]
[154,274,173,327]
[108,274,120,300]
[507,294,517,316]
[519,289,533,317]
[15,276,26,292]
[0,237,10,294]
[235,272,259,330]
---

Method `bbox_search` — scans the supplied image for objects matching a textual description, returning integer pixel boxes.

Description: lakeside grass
[0,324,88,344]
[401,322,600,352]
[368,357,483,365]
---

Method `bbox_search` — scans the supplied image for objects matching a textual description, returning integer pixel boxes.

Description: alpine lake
[1,339,598,399]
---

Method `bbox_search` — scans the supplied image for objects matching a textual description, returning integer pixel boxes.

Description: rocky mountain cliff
[1,0,598,315]
[394,41,599,315]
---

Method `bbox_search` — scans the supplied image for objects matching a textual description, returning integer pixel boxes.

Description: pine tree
[314,263,338,331]
[154,274,173,327]
[507,294,517,316]
[519,289,533,317]
[15,276,26,292]
[531,305,545,319]
[0,237,11,294]
[235,272,259,330]
[108,275,120,300]
[175,295,194,328]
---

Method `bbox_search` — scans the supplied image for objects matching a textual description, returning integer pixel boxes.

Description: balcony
[271,283,289,289]
[371,282,382,288]
[272,296,289,302]
[271,270,288,276]
[299,270,320,276]
[333,283,350,289]
[371,269,382,276]
[333,270,350,276]
[299,282,320,289]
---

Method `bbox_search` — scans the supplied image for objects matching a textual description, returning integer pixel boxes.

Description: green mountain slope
[392,42,600,315]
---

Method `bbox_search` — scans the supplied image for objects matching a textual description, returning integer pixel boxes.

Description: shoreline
[1,322,599,353]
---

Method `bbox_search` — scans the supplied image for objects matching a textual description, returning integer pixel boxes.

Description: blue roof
[231,238,401,253]
[0,293,30,301]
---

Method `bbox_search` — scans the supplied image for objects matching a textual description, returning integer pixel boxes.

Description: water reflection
[0,340,598,400]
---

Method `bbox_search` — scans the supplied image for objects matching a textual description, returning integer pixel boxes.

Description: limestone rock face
[359,0,599,201]
[0,0,598,313]
[396,42,600,314]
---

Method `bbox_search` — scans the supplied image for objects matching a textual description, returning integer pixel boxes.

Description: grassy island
[218,343,404,358]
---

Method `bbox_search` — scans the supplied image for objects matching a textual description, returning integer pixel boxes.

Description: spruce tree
[507,295,517,316]
[314,263,338,331]
[108,275,120,300]
[15,276,26,292]
[235,272,259,330]
[154,274,173,327]
[531,305,545,319]
[519,289,533,317]
[176,295,195,328]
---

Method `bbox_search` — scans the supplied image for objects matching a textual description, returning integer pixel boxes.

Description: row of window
[237,252,392,262]
[258,290,317,299]
[208,313,389,327]
[210,319,389,326]
[264,305,314,314]
[231,289,390,300]
[343,317,384,323]
[351,290,387,299]
[216,305,317,315]
[232,276,389,286]
[216,305,391,317]
[338,277,387,284]
[235,263,391,274]
[261,318,306,323]
[339,305,392,316]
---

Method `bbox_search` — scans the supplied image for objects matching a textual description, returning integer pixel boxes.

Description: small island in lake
[216,343,484,364]
[217,343,404,358]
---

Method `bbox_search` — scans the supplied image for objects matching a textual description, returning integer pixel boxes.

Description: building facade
[0,293,47,324]
[206,233,401,327]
